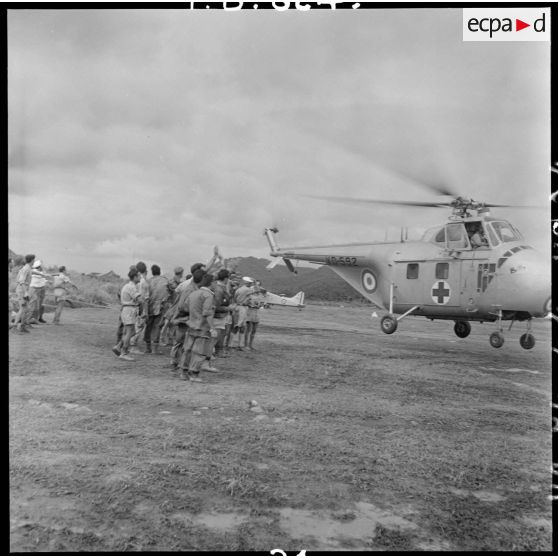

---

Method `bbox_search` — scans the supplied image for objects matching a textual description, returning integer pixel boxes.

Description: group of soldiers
[111,253,267,383]
[9,254,78,333]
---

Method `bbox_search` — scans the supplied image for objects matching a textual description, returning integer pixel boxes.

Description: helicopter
[263,194,550,350]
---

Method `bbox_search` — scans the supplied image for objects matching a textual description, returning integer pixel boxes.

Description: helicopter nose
[505,249,550,317]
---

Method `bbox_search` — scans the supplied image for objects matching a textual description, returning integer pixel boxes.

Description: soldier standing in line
[232,277,255,350]
[117,268,142,361]
[112,265,137,356]
[223,275,240,352]
[159,266,184,346]
[168,266,204,370]
[245,280,266,351]
[144,264,170,354]
[179,272,217,383]
[129,261,149,354]
[212,269,232,358]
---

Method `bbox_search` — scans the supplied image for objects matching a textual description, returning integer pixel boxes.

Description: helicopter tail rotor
[264,227,298,274]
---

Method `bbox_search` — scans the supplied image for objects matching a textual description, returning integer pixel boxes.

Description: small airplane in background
[263,290,305,310]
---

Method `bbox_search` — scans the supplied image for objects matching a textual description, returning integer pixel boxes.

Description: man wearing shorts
[117,268,142,361]
[212,269,232,358]
[232,277,254,350]
[52,266,77,325]
[159,266,184,346]
[130,261,149,353]
[28,260,50,324]
[14,254,35,333]
[180,273,217,382]
[169,267,204,370]
[245,283,265,350]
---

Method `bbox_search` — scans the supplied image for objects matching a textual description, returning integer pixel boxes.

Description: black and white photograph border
[8,3,553,554]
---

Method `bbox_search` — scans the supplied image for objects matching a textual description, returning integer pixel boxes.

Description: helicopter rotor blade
[383,167,457,197]
[483,203,545,209]
[303,194,450,208]
[304,195,545,210]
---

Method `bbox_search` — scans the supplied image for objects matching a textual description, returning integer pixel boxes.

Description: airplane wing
[264,290,305,308]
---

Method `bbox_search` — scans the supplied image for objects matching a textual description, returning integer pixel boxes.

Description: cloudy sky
[8,8,550,276]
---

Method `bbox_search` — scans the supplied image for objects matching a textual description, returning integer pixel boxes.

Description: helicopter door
[391,258,462,317]
[422,259,463,315]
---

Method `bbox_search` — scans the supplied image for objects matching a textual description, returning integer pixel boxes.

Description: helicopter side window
[435,262,449,280]
[491,221,520,243]
[421,226,446,245]
[446,223,469,250]
[485,224,499,246]
[406,263,419,279]
[434,228,446,243]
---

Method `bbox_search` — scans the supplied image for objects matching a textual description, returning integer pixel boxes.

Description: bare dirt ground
[9,303,552,552]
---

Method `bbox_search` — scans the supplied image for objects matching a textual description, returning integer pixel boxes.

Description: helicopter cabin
[388,217,527,319]
[422,218,523,250]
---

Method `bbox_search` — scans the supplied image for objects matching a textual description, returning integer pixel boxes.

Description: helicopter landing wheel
[489,331,505,349]
[519,333,535,350]
[380,314,398,334]
[454,321,471,338]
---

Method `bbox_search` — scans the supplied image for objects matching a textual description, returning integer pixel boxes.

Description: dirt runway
[9,303,552,552]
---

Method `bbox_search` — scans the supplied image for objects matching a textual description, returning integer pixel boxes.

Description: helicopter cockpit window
[490,221,521,243]
[446,223,469,250]
[465,221,489,249]
[406,263,419,279]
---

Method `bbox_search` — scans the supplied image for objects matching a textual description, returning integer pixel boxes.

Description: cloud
[8,9,550,276]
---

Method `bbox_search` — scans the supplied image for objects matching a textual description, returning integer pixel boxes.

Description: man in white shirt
[28,260,50,324]
[114,268,142,361]
[13,254,35,333]
[129,261,149,353]
[52,266,77,325]
[232,277,255,350]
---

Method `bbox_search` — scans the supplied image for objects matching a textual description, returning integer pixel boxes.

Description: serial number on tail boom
[325,256,358,266]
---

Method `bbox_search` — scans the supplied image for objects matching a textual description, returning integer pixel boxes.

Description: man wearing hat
[28,260,50,324]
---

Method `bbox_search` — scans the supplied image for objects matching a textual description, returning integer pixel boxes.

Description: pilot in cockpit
[467,222,488,249]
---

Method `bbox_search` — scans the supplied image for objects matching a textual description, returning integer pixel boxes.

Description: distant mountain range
[9,249,368,302]
[227,256,368,302]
